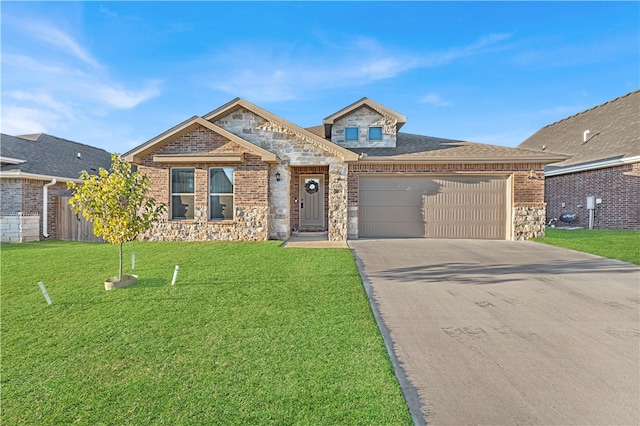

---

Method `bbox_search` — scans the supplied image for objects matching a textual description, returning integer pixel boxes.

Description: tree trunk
[119,242,123,282]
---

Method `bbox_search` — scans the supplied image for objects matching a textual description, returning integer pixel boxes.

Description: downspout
[42,179,57,238]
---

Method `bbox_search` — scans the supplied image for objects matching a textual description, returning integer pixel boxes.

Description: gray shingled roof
[1,133,113,180]
[306,126,564,163]
[517,90,640,170]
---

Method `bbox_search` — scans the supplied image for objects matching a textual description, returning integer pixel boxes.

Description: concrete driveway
[349,239,640,425]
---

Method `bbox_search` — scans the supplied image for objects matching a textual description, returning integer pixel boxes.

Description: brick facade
[545,162,640,230]
[0,178,71,239]
[137,124,271,241]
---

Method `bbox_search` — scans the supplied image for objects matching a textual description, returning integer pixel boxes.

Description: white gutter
[0,156,27,165]
[42,179,57,238]
[356,155,568,164]
[0,170,81,183]
[545,155,640,177]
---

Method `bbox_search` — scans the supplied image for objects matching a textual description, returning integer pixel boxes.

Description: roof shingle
[517,90,640,170]
[1,133,113,180]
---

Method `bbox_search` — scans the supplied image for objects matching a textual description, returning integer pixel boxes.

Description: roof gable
[0,133,112,181]
[518,90,640,169]
[322,97,407,138]
[203,98,359,161]
[123,116,277,164]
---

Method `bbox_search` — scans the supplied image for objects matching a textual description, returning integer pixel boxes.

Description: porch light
[275,171,281,182]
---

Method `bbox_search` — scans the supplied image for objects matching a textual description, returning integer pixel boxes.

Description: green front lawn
[532,228,640,265]
[1,241,412,425]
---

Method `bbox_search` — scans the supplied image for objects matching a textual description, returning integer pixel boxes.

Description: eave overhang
[545,155,640,177]
[356,154,569,165]
[0,170,81,183]
[0,156,26,165]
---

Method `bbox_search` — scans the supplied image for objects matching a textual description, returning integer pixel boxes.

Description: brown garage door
[359,176,507,239]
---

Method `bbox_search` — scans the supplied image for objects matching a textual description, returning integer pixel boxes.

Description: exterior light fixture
[275,171,281,182]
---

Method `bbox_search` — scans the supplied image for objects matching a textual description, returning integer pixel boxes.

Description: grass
[532,228,640,265]
[1,241,412,425]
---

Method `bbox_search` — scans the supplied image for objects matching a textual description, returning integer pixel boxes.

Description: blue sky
[2,1,638,154]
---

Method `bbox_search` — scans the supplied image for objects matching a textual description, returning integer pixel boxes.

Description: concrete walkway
[349,239,640,425]
[281,232,349,248]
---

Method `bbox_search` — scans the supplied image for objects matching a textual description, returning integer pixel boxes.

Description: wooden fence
[55,196,104,242]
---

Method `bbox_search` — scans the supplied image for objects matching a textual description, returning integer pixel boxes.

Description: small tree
[68,154,166,282]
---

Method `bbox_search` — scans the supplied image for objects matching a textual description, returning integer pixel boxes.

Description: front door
[299,175,324,227]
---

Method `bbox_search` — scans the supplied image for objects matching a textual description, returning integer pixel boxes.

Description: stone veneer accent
[0,213,40,243]
[513,206,546,240]
[331,105,397,148]
[140,206,269,241]
[214,108,346,240]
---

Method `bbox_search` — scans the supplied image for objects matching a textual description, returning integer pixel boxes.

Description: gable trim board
[124,97,564,242]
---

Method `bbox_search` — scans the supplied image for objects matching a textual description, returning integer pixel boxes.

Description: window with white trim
[345,127,359,141]
[369,126,383,140]
[171,168,194,220]
[210,167,234,221]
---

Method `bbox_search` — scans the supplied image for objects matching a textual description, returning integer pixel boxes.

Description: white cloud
[22,20,100,68]
[1,106,57,135]
[205,33,512,102]
[99,5,118,18]
[1,18,160,151]
[4,90,74,118]
[419,93,451,107]
[87,81,162,109]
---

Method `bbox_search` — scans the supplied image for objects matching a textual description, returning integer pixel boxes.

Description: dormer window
[369,126,383,141]
[345,127,359,141]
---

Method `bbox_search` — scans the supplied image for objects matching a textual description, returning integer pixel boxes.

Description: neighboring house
[0,133,113,242]
[125,97,564,242]
[518,90,639,230]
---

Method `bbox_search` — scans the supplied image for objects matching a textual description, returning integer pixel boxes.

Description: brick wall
[137,123,270,241]
[1,178,71,239]
[0,179,23,213]
[545,162,639,230]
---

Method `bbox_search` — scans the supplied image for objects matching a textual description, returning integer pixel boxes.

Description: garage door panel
[359,176,507,239]
[359,177,440,192]
[360,206,424,223]
[360,221,424,238]
[360,190,424,207]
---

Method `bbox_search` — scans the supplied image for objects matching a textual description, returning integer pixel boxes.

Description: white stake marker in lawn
[38,282,52,305]
[132,252,136,270]
[171,265,179,285]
